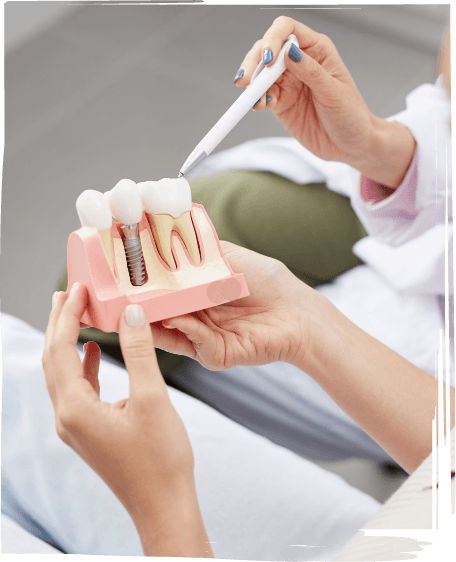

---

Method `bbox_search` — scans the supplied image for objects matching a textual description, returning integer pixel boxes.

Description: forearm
[293,294,454,474]
[131,487,213,557]
[349,117,416,189]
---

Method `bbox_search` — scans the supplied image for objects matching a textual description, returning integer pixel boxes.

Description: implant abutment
[120,223,147,286]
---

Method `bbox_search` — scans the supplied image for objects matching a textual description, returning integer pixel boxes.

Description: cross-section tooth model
[138,178,200,269]
[65,177,249,332]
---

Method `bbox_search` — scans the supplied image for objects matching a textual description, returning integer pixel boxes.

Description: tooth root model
[76,189,115,274]
[106,179,147,286]
[138,178,201,270]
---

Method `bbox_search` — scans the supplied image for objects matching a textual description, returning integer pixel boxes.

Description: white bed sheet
[1,513,60,554]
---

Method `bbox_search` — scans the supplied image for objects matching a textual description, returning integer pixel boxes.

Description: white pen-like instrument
[178,34,298,178]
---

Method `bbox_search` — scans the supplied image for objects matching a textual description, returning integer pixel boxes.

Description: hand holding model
[236,16,416,188]
[154,242,454,475]
[42,284,212,558]
[151,241,319,370]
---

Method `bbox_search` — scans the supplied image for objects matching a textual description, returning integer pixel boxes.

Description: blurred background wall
[3,2,448,332]
[2,1,450,505]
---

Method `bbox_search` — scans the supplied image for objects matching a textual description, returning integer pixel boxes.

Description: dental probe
[178,34,299,178]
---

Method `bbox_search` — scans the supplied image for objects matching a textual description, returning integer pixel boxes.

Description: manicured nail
[263,49,273,65]
[52,291,59,308]
[125,304,145,327]
[252,99,261,109]
[233,68,244,82]
[83,343,88,352]
[288,43,302,63]
[266,95,272,104]
[70,282,80,297]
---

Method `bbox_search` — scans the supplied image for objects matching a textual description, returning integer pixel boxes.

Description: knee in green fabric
[191,170,366,286]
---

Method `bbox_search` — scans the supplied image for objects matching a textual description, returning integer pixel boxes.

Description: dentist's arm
[152,242,454,474]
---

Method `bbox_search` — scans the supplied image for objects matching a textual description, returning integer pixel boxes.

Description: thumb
[163,314,214,350]
[285,43,334,95]
[118,304,166,402]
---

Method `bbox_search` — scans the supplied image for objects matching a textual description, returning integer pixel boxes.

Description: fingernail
[83,343,88,352]
[52,291,59,308]
[266,95,272,104]
[125,304,146,327]
[70,282,80,297]
[288,43,302,63]
[263,49,273,65]
[233,68,244,83]
[252,99,261,109]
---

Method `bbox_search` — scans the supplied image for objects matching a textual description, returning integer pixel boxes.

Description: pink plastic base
[66,204,249,333]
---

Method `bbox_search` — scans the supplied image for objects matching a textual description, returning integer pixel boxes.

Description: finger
[54,283,88,346]
[82,342,101,396]
[162,314,217,353]
[235,39,262,87]
[52,283,90,392]
[43,291,70,405]
[252,93,267,112]
[264,16,323,62]
[118,304,167,403]
[150,322,197,359]
[285,43,334,95]
[265,84,280,110]
[261,19,291,67]
[44,291,68,355]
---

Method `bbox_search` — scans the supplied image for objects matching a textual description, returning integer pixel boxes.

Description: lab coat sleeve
[350,77,452,295]
[350,76,452,248]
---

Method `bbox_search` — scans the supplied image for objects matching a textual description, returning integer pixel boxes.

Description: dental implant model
[76,189,115,274]
[138,177,201,270]
[105,179,147,286]
[66,175,249,332]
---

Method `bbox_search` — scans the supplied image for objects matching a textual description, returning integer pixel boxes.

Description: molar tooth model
[138,178,200,270]
[66,177,249,332]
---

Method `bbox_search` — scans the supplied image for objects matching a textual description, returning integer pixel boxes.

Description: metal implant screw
[120,224,147,286]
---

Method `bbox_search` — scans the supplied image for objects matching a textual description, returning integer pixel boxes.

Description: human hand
[235,16,416,188]
[150,241,328,371]
[43,284,212,557]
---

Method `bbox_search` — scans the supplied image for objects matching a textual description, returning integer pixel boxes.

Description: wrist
[286,286,341,373]
[349,117,416,189]
[131,485,213,557]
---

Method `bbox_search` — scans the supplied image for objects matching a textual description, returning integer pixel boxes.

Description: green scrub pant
[58,171,366,375]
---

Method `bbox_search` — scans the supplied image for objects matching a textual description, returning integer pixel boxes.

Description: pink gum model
[65,203,249,332]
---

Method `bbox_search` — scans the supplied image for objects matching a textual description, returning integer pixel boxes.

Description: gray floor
[2,3,448,505]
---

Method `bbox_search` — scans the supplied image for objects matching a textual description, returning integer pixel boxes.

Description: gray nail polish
[266,95,272,104]
[233,68,244,83]
[288,43,302,63]
[263,49,273,65]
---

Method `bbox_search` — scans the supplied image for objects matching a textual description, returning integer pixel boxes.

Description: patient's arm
[43,284,213,558]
